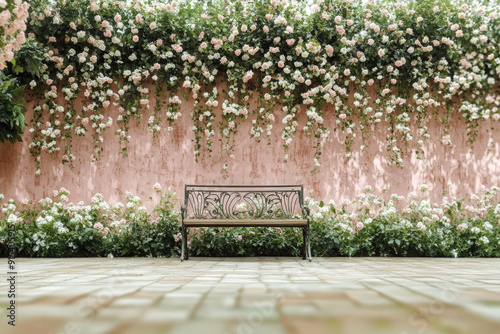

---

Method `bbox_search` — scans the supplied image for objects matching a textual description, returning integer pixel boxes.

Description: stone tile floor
[1,257,500,334]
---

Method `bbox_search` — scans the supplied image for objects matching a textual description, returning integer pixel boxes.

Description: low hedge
[1,185,499,258]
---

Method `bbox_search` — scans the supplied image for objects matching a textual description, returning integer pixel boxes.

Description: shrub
[1,184,499,258]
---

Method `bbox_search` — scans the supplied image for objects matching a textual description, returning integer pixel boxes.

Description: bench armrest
[181,205,187,220]
[301,204,310,218]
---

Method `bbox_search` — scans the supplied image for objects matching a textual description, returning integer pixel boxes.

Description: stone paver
[0,258,499,333]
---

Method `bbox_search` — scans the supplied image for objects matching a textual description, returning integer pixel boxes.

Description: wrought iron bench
[180,185,311,261]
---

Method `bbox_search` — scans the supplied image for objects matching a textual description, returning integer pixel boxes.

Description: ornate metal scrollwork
[186,186,303,219]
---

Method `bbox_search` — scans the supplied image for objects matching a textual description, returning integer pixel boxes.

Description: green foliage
[0,39,45,144]
[10,39,44,79]
[189,226,302,257]
[0,72,26,143]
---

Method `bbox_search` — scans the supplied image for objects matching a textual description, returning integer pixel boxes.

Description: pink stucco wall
[1,85,500,207]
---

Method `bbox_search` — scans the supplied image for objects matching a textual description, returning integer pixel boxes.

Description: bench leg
[184,227,189,260]
[181,226,186,262]
[302,227,307,260]
[307,225,312,262]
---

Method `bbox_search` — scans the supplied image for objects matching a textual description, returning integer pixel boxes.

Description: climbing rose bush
[0,0,29,69]
[13,0,500,174]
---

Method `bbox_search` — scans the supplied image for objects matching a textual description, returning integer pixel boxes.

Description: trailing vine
[8,0,500,174]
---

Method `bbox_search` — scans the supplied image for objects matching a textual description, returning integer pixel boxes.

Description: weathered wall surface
[1,86,500,206]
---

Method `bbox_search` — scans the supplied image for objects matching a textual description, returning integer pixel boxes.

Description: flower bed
[1,184,499,258]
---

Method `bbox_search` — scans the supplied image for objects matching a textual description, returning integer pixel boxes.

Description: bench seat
[183,219,308,227]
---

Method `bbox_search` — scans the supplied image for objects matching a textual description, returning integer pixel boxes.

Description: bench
[180,185,311,261]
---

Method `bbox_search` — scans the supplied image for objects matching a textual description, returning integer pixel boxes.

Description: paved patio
[1,258,499,334]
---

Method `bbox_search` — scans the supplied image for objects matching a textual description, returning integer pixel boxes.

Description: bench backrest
[184,185,304,220]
